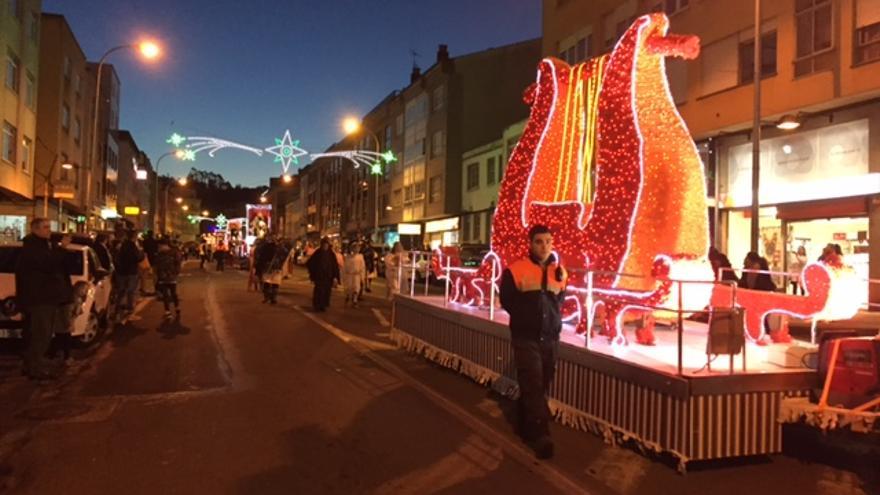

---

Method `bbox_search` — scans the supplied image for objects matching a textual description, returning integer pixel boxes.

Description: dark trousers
[24,305,67,374]
[313,282,332,310]
[216,254,225,271]
[157,282,179,311]
[512,337,559,441]
[50,333,73,360]
[263,282,279,303]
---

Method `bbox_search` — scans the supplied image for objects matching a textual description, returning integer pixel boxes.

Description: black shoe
[531,436,554,460]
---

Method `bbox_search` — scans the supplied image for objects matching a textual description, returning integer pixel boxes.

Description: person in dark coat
[15,218,73,379]
[154,240,182,319]
[499,225,567,460]
[361,243,376,293]
[306,238,340,312]
[94,234,114,273]
[739,252,776,292]
[114,230,144,312]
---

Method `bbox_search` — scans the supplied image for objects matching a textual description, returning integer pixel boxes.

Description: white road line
[291,305,592,495]
[372,308,391,327]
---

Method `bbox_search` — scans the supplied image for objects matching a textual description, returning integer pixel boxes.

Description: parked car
[0,242,111,345]
[459,244,490,268]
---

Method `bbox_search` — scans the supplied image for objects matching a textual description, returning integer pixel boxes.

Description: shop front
[424,217,459,250]
[721,118,876,306]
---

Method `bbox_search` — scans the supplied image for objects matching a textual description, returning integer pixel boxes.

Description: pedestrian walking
[306,238,340,312]
[15,218,74,380]
[215,241,228,271]
[115,230,144,314]
[499,224,567,460]
[261,237,289,305]
[384,242,407,300]
[343,242,366,307]
[198,241,208,270]
[155,239,182,319]
[361,243,376,293]
[789,246,808,295]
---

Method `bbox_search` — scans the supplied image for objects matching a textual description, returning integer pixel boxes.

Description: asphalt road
[0,263,877,494]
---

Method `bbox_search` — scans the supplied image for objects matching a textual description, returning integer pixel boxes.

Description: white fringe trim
[390,327,691,471]
[780,398,879,434]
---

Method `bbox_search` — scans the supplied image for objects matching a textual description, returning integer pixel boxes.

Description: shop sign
[123,206,140,215]
[100,208,118,219]
[425,217,459,233]
[52,183,75,200]
[398,223,421,235]
[726,119,870,207]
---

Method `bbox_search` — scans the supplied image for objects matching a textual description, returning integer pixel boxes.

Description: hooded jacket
[15,234,74,309]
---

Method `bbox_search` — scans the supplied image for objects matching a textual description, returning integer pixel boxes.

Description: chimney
[437,44,449,62]
[410,66,421,84]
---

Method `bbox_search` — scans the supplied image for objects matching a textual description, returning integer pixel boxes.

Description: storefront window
[0,215,25,243]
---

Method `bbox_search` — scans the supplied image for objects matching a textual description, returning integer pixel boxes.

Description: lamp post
[87,41,161,230]
[342,117,382,244]
[750,0,762,253]
[154,149,187,233]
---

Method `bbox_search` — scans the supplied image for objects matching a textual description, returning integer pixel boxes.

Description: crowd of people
[245,235,414,312]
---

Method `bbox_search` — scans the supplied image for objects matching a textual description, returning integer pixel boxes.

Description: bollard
[677,280,684,376]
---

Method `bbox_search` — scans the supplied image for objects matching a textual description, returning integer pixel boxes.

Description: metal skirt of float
[390,295,814,472]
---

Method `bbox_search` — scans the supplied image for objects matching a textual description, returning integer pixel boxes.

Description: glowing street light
[178,177,188,186]
[201,210,210,217]
[282,174,293,184]
[181,204,189,212]
[259,195,268,203]
[342,116,361,135]
[175,197,183,204]
[61,162,74,170]
[137,40,161,60]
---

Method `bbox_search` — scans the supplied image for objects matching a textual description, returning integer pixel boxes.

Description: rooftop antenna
[410,49,421,69]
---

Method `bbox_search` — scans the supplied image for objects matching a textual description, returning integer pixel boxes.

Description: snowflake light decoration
[265,130,307,173]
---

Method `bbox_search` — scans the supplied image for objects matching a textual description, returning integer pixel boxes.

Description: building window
[739,31,777,84]
[61,104,70,132]
[21,135,30,172]
[73,117,81,145]
[498,154,505,182]
[795,0,833,77]
[384,124,392,150]
[472,213,481,242]
[431,130,445,158]
[5,52,20,92]
[486,157,496,185]
[414,180,425,200]
[466,162,479,190]
[63,56,71,83]
[855,0,880,64]
[2,122,17,163]
[429,175,442,203]
[393,188,402,206]
[8,0,20,18]
[29,12,38,43]
[24,71,34,108]
[396,114,404,135]
[663,0,689,16]
[73,73,80,97]
[432,85,445,111]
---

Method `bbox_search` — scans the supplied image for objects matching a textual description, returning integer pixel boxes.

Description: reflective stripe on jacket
[500,254,567,341]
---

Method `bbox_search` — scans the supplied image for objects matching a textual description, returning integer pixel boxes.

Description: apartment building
[0,0,40,241]
[544,0,880,305]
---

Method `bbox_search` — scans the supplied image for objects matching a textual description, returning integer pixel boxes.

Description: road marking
[372,308,391,327]
[291,304,592,495]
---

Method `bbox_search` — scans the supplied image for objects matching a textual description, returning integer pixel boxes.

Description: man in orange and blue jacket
[500,224,567,460]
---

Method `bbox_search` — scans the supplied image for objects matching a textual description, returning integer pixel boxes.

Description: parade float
[389,13,867,470]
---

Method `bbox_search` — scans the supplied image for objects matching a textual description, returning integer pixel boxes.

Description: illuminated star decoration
[370,162,383,175]
[215,213,228,230]
[381,150,397,163]
[265,130,307,173]
[310,150,397,172]
[181,149,197,162]
[167,133,186,147]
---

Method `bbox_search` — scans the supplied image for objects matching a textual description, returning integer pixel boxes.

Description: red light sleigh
[433,14,859,346]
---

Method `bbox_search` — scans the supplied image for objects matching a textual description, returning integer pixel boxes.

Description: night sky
[45,0,541,186]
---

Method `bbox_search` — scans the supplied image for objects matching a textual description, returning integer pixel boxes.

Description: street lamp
[175,196,183,204]
[342,116,382,245]
[202,210,210,217]
[154,149,189,233]
[178,177,188,186]
[282,174,293,184]
[87,39,163,229]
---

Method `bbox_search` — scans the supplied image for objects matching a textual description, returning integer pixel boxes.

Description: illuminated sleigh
[434,13,860,346]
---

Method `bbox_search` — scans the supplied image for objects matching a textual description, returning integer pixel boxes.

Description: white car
[0,243,111,344]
